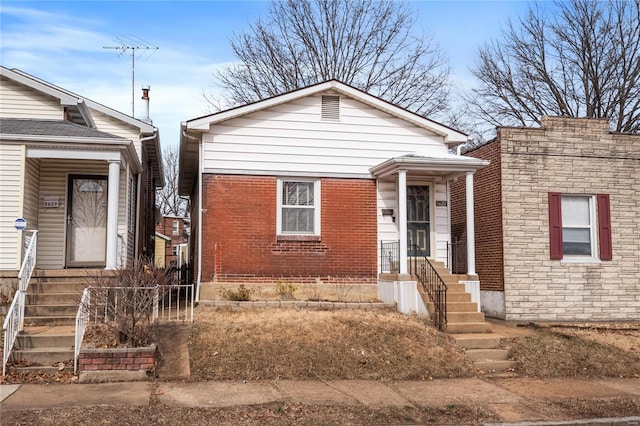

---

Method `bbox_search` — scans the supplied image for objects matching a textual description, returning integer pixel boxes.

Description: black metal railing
[447,238,467,275]
[409,244,447,331]
[380,240,400,273]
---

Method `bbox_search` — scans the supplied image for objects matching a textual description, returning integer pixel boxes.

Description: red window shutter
[548,192,563,259]
[597,194,612,260]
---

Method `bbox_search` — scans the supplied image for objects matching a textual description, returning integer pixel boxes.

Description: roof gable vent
[321,95,340,121]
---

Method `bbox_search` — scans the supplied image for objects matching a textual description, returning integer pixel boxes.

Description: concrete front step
[24,315,76,326]
[452,333,503,349]
[10,347,74,365]
[16,331,75,349]
[447,311,485,323]
[26,293,80,305]
[446,302,479,312]
[465,348,510,362]
[29,281,87,294]
[473,360,517,373]
[446,292,472,303]
[25,304,79,316]
[9,365,73,374]
[445,322,492,334]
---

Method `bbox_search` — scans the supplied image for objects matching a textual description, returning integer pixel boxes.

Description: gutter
[181,128,203,301]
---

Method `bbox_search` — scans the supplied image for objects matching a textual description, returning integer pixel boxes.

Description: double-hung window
[277,179,320,235]
[172,220,179,236]
[548,193,612,260]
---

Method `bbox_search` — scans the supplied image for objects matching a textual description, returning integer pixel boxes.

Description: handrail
[380,240,400,273]
[73,283,195,373]
[2,230,38,376]
[409,244,447,331]
[74,288,91,374]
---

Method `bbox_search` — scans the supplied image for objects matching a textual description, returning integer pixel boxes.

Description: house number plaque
[435,200,447,207]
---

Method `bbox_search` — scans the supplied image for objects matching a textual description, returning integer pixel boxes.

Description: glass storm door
[407,185,430,256]
[66,175,108,267]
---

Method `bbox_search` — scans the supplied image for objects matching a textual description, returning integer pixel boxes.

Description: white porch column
[105,160,120,269]
[465,171,476,276]
[398,170,408,275]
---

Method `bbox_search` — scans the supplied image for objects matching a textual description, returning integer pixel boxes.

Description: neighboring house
[154,215,190,268]
[0,66,164,275]
[179,80,488,298]
[154,232,171,268]
[451,116,640,321]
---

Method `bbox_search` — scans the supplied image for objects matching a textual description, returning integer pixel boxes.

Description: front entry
[407,185,430,256]
[66,175,108,267]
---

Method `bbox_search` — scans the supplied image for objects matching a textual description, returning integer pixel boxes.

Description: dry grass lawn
[189,309,476,381]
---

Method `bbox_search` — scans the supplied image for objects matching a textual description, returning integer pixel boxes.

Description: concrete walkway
[1,377,639,425]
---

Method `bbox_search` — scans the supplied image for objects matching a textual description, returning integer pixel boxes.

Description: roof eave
[369,156,490,179]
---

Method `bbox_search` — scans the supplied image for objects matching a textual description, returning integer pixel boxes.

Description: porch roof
[369,153,489,179]
[0,118,122,139]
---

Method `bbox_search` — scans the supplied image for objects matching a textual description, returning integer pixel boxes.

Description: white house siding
[23,159,40,232]
[0,144,24,269]
[90,109,140,153]
[35,159,132,269]
[203,92,448,177]
[0,77,62,120]
[376,177,450,265]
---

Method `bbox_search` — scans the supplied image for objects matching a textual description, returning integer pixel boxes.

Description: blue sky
[0,1,534,148]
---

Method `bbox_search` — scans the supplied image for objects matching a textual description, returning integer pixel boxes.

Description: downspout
[197,138,203,301]
[182,128,203,301]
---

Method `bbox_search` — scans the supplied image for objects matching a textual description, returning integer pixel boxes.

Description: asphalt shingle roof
[0,118,123,139]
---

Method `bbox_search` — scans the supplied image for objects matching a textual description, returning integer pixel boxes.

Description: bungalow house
[0,66,164,276]
[451,116,640,321]
[178,80,489,302]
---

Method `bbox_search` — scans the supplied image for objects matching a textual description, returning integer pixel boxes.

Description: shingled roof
[0,118,124,139]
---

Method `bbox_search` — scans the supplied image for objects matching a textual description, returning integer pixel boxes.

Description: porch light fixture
[382,208,396,222]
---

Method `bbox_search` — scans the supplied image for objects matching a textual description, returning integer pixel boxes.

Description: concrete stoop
[6,270,93,373]
[453,333,516,373]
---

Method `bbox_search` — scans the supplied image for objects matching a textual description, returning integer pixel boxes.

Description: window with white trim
[561,195,594,256]
[172,220,179,236]
[172,245,178,256]
[277,179,320,235]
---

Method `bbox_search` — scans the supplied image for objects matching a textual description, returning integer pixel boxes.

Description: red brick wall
[450,139,505,291]
[200,175,378,284]
[79,345,157,372]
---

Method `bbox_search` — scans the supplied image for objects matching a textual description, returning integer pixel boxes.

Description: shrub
[220,285,254,301]
[84,258,171,347]
[275,280,297,301]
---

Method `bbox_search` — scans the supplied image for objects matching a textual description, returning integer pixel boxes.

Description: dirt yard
[2,309,640,424]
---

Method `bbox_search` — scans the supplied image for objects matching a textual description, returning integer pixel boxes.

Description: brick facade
[456,116,640,321]
[451,139,505,292]
[200,174,378,285]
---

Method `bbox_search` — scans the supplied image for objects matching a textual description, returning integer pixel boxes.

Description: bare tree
[157,145,188,217]
[466,0,640,133]
[214,0,451,118]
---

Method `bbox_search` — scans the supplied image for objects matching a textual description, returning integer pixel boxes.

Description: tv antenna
[104,35,159,117]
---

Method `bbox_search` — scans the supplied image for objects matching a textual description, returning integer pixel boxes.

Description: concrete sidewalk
[1,377,639,425]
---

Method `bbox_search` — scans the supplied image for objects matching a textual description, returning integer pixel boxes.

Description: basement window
[321,95,340,121]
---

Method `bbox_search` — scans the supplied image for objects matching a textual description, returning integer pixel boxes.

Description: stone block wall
[499,116,640,321]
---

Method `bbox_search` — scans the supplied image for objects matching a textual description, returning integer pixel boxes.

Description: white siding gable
[202,91,450,177]
[0,76,62,120]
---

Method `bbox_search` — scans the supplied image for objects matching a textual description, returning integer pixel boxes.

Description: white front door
[66,175,108,267]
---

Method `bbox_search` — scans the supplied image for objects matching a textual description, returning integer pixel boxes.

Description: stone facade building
[452,116,640,321]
